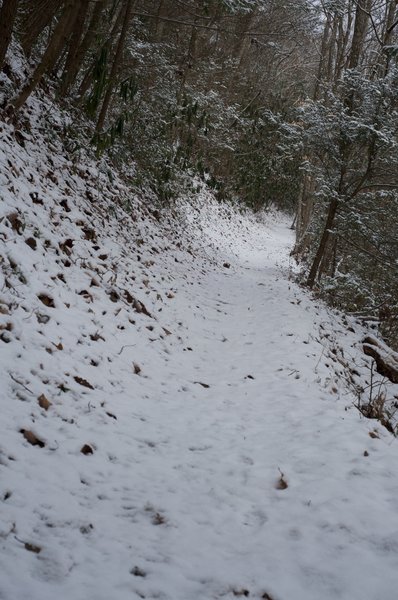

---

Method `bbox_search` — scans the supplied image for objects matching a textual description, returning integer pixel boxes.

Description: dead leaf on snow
[74,376,94,389]
[130,566,146,577]
[133,363,141,375]
[275,469,288,490]
[194,381,210,388]
[37,294,55,308]
[20,429,45,448]
[152,512,166,525]
[24,542,41,554]
[38,393,52,411]
[25,237,37,250]
[7,212,24,234]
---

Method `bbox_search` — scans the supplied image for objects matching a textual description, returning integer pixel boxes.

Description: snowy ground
[1,112,398,600]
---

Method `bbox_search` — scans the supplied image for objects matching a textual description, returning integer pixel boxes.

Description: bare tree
[12,0,80,110]
[0,0,19,70]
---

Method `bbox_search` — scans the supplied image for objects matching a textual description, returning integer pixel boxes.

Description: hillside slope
[1,108,398,600]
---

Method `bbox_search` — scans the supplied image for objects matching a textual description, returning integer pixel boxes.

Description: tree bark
[348,0,372,70]
[59,0,106,97]
[58,0,90,96]
[19,0,59,58]
[313,12,332,100]
[12,0,79,110]
[363,336,398,383]
[96,0,133,133]
[77,1,123,102]
[307,196,339,288]
[0,0,19,71]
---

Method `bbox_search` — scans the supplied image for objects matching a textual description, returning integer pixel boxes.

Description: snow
[1,107,398,600]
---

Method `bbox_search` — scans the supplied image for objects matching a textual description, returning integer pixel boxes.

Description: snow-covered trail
[132,216,398,600]
[2,205,398,600]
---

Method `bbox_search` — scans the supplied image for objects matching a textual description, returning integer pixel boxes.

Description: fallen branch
[363,336,398,384]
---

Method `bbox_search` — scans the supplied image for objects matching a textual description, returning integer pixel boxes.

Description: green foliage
[232,109,302,211]
[86,46,108,117]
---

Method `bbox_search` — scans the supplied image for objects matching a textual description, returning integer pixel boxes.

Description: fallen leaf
[133,363,141,375]
[25,237,37,250]
[20,429,45,448]
[37,294,55,308]
[194,381,210,388]
[24,542,41,554]
[275,469,288,490]
[38,394,52,411]
[152,512,166,525]
[7,212,23,234]
[130,566,146,577]
[74,376,94,389]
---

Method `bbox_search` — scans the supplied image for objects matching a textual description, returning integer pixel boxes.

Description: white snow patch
[1,106,398,600]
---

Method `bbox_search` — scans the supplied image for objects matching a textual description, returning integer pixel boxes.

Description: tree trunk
[313,12,332,100]
[348,0,371,70]
[363,336,398,384]
[96,0,132,133]
[58,0,90,96]
[12,0,79,110]
[307,197,339,288]
[294,167,315,257]
[0,0,19,71]
[154,0,166,42]
[19,0,59,58]
[77,1,123,103]
[176,23,197,104]
[59,0,106,97]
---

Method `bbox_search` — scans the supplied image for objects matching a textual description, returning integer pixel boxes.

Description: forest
[0,0,397,350]
[2,2,398,599]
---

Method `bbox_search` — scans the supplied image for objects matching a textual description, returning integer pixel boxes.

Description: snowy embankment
[1,112,398,600]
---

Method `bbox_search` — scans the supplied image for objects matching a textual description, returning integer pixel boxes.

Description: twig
[117,344,136,355]
[9,373,33,394]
